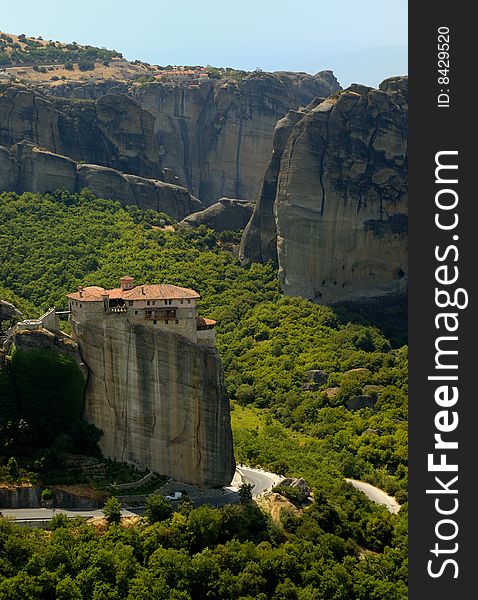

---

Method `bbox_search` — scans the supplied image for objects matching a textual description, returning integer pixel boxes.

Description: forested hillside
[0,190,407,598]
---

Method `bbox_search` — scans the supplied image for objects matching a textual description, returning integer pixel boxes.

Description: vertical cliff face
[74,316,235,488]
[0,83,162,179]
[239,108,306,265]
[134,71,341,205]
[1,73,340,207]
[241,77,408,305]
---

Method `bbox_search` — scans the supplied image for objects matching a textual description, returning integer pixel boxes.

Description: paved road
[1,467,282,523]
[345,479,401,514]
[237,466,282,496]
[0,507,138,522]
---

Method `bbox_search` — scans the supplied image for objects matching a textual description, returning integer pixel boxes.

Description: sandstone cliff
[241,77,408,305]
[134,71,340,205]
[0,141,203,220]
[0,83,162,179]
[1,73,340,209]
[73,316,235,488]
[12,327,88,380]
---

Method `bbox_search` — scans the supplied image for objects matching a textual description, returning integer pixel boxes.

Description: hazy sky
[2,0,407,88]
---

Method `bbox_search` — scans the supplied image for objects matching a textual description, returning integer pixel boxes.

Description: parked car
[165,491,182,501]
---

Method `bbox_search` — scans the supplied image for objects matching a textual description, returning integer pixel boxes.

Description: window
[153,320,157,325]
[147,301,150,306]
[175,319,179,324]
[129,301,133,306]
[152,301,156,306]
[180,299,183,304]
[79,304,82,308]
[165,320,169,324]
[187,299,191,304]
[135,311,138,315]
[164,300,168,305]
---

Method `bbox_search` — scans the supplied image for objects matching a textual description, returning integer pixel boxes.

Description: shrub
[239,482,253,504]
[41,488,53,501]
[144,494,173,523]
[103,497,122,524]
[78,60,95,72]
[7,457,20,480]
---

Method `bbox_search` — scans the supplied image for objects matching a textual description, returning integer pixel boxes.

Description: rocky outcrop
[73,316,235,488]
[0,83,162,179]
[14,140,77,192]
[76,164,203,219]
[239,108,306,265]
[1,73,340,207]
[302,370,328,391]
[241,77,408,305]
[12,327,88,380]
[134,71,341,204]
[0,299,22,321]
[179,197,254,231]
[0,142,203,220]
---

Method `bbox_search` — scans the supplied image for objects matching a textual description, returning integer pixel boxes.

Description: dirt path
[345,478,401,514]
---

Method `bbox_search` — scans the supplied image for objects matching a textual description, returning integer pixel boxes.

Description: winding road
[237,466,283,496]
[1,467,282,523]
[345,478,401,514]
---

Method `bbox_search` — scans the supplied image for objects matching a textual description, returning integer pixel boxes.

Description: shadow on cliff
[332,294,408,348]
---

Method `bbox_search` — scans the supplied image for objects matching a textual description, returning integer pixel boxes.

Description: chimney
[120,276,135,291]
[78,286,84,298]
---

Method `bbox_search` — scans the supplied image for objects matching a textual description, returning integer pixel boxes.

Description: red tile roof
[197,317,216,327]
[67,283,200,302]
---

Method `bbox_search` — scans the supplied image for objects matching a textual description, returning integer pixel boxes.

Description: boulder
[0,299,22,321]
[179,197,254,231]
[346,395,377,410]
[302,369,328,390]
[280,477,311,497]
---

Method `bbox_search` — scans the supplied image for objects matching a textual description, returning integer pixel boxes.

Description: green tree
[144,494,173,524]
[239,482,253,504]
[103,497,122,525]
[7,457,20,480]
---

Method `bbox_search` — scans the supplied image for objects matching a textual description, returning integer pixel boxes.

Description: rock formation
[12,327,88,380]
[239,108,306,265]
[241,77,408,305]
[73,316,235,488]
[0,299,22,321]
[1,73,340,209]
[0,141,203,220]
[178,198,254,232]
[0,83,165,178]
[135,71,341,205]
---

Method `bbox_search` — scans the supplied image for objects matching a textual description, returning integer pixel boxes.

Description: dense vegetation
[0,33,122,67]
[10,347,85,444]
[0,190,408,597]
[0,498,407,599]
